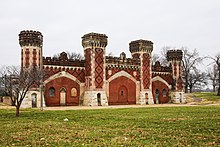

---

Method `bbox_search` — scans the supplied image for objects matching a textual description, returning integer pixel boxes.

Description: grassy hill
[0,106,219,146]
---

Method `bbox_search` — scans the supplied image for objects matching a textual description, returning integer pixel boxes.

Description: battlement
[43,52,85,67]
[19,30,43,47]
[82,32,108,48]
[129,39,153,54]
[167,50,183,61]
[106,55,140,66]
[152,61,172,72]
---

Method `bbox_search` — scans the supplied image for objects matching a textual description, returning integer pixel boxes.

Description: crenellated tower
[129,39,154,104]
[167,50,185,103]
[82,32,108,106]
[19,30,43,70]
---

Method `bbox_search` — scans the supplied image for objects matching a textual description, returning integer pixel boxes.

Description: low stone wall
[3,96,12,105]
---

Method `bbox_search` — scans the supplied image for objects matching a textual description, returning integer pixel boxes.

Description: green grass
[0,106,220,146]
[193,92,220,102]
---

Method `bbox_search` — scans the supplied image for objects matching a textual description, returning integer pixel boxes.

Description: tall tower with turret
[167,50,185,103]
[82,33,108,106]
[18,30,44,108]
[129,40,154,104]
[19,30,43,70]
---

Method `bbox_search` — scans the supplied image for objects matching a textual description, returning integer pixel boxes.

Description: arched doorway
[145,93,148,104]
[97,93,101,106]
[118,86,128,104]
[60,87,66,106]
[156,89,160,104]
[31,93,37,108]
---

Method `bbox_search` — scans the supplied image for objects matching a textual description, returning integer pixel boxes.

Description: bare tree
[188,69,207,93]
[209,53,220,95]
[66,51,84,60]
[207,64,218,92]
[53,51,84,60]
[152,53,160,64]
[181,47,203,93]
[0,66,43,117]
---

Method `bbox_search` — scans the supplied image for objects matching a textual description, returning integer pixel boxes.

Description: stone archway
[109,76,136,105]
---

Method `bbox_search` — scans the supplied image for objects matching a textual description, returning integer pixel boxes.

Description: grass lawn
[0,106,219,146]
[193,92,220,102]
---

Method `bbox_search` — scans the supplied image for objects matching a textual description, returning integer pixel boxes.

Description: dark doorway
[145,93,148,104]
[97,93,101,106]
[31,93,37,108]
[156,89,160,104]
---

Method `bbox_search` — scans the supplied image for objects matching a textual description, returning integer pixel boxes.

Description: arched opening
[162,89,166,97]
[118,86,128,104]
[180,93,182,103]
[60,87,66,106]
[31,93,37,108]
[49,87,55,97]
[156,89,160,104]
[145,93,148,104]
[97,93,101,106]
[71,88,77,97]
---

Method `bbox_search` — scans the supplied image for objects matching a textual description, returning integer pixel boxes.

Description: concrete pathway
[43,103,200,111]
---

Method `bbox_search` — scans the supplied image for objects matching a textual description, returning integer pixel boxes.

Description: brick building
[18,30,185,108]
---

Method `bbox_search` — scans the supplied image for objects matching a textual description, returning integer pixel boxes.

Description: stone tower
[129,40,154,104]
[18,30,44,108]
[19,30,43,69]
[82,32,108,106]
[167,50,185,103]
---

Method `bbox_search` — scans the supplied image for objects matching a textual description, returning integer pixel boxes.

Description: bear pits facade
[18,30,185,108]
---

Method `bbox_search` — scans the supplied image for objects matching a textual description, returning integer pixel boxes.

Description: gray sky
[0,0,220,66]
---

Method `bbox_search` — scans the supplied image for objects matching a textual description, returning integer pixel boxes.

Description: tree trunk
[16,106,20,117]
[218,87,220,96]
[218,66,220,96]
[184,75,189,93]
[213,85,216,92]
[189,85,193,93]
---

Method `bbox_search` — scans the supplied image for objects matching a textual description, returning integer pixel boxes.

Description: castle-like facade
[19,30,185,108]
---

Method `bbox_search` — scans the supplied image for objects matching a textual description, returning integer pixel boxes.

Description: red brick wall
[152,80,169,103]
[152,73,173,85]
[95,48,104,88]
[21,50,23,68]
[25,49,30,68]
[142,53,150,89]
[43,67,85,83]
[109,76,136,105]
[45,77,80,106]
[33,49,37,67]
[106,68,139,81]
[85,49,92,76]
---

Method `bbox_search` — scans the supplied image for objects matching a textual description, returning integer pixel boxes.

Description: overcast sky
[0,0,220,66]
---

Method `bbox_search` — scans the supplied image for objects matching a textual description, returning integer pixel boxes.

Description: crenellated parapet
[19,30,43,47]
[129,39,153,55]
[106,56,140,66]
[167,50,183,61]
[82,32,108,49]
[43,52,85,67]
[152,61,172,72]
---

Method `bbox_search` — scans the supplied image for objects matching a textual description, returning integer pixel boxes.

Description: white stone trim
[43,65,85,70]
[152,76,172,89]
[43,71,82,86]
[107,71,137,83]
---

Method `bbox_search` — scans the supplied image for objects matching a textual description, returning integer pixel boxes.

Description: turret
[167,50,183,90]
[167,49,185,103]
[82,32,108,106]
[129,39,154,104]
[19,30,43,69]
